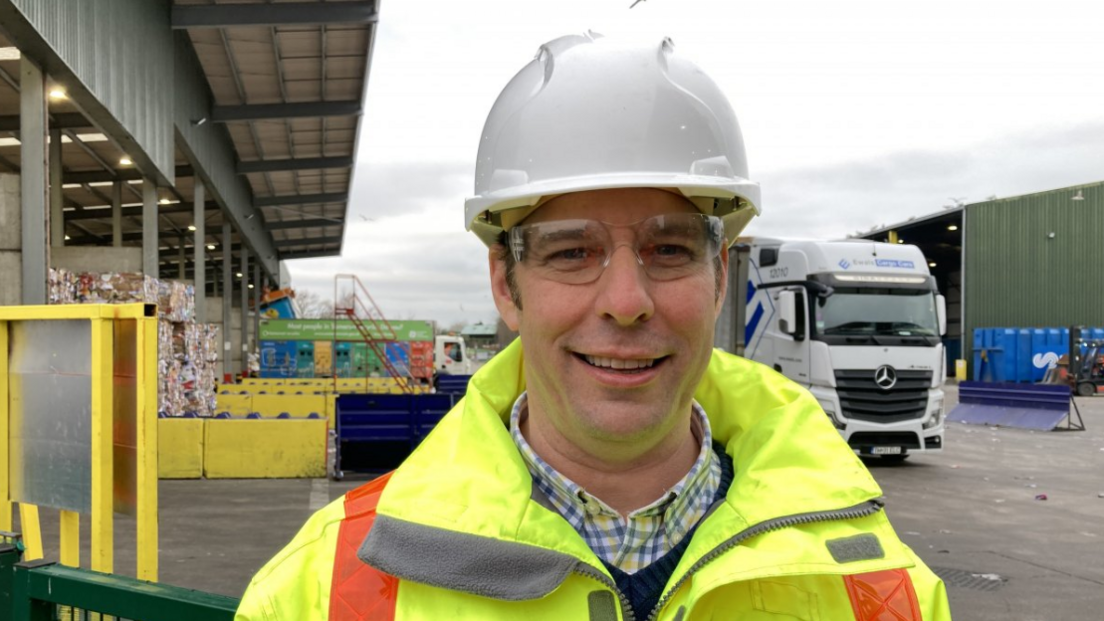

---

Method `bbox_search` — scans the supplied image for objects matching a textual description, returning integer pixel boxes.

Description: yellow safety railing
[0,304,159,581]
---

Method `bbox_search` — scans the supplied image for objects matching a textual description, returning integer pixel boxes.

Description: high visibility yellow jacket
[236,341,951,621]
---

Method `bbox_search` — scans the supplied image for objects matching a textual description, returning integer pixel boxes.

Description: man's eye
[655,244,692,257]
[549,247,592,261]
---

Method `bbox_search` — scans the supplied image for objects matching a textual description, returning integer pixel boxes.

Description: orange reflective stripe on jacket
[843,569,922,621]
[330,473,397,621]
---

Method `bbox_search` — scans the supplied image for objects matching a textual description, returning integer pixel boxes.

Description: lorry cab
[434,335,471,375]
[719,237,947,460]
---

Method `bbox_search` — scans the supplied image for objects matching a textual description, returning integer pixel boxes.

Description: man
[236,33,951,620]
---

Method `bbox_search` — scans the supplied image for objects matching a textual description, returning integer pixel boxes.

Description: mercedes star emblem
[874,365,897,390]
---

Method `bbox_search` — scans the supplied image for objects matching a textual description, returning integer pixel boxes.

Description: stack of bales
[48,268,221,416]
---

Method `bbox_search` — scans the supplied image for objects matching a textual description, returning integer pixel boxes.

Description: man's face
[490,188,728,455]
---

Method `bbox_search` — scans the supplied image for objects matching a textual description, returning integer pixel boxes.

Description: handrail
[8,559,239,621]
[333,274,415,394]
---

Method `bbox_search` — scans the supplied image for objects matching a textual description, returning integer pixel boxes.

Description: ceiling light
[897,239,904,244]
[159,198,170,205]
[236,272,243,278]
[127,179,142,185]
[0,47,21,61]
[62,183,81,189]
[75,133,108,143]
[64,234,71,240]
[187,225,197,231]
[48,88,67,100]
[1072,190,1085,201]
[207,244,216,250]
[928,262,937,268]
[947,225,958,231]
[248,284,255,289]
[119,156,132,166]
[0,137,20,147]
[87,181,113,187]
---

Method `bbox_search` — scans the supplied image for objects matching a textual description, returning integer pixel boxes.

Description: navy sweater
[601,445,735,618]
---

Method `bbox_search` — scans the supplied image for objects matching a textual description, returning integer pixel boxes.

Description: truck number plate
[870,446,903,455]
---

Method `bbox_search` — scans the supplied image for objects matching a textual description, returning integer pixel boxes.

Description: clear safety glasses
[508,213,725,285]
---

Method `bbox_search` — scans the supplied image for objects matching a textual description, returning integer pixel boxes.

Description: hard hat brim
[466,173,761,247]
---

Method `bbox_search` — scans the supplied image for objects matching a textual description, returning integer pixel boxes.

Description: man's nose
[594,245,655,326]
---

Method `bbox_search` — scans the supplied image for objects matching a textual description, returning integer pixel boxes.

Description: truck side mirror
[936,294,947,336]
[778,290,797,335]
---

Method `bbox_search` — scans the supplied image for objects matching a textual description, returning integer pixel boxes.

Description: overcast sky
[287,0,1104,327]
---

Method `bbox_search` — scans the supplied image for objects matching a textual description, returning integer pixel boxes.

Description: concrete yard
[18,384,1104,620]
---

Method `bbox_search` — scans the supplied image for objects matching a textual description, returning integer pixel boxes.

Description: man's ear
[489,247,520,331]
[714,243,729,318]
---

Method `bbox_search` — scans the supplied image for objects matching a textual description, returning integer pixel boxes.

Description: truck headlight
[923,397,945,430]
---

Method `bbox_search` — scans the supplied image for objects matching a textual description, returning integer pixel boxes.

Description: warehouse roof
[175,0,378,262]
[0,0,378,279]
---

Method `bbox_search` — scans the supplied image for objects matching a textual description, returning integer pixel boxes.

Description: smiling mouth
[578,354,667,372]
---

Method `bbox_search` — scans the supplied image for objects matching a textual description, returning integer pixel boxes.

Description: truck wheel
[1077,382,1096,397]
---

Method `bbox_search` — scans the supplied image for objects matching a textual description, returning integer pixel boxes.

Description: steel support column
[49,127,63,247]
[240,247,249,378]
[20,56,47,304]
[111,180,123,247]
[222,223,233,380]
[193,181,206,323]
[142,180,158,276]
[253,261,260,357]
[177,234,186,280]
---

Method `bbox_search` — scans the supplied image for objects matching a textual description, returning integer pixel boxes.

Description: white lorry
[434,334,476,376]
[716,237,947,460]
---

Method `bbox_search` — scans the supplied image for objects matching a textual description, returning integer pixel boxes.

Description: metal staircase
[334,274,414,394]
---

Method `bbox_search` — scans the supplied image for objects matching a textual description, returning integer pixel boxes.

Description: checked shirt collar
[509,392,721,574]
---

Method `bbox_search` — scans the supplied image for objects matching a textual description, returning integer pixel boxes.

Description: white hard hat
[465,32,761,247]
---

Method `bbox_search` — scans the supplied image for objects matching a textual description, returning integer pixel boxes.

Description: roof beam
[70,228,222,245]
[63,166,194,185]
[172,2,378,29]
[280,249,341,261]
[265,218,344,231]
[236,156,353,174]
[274,236,342,248]
[66,201,216,221]
[212,101,360,123]
[255,192,347,207]
[0,113,91,132]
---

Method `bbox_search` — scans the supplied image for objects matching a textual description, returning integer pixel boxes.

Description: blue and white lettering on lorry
[717,237,947,459]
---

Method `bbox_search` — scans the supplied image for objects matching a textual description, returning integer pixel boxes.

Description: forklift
[1069,326,1104,397]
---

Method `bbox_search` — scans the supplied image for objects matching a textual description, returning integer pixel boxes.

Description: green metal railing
[1,534,239,621]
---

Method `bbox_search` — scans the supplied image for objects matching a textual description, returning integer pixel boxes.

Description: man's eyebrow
[535,226,592,243]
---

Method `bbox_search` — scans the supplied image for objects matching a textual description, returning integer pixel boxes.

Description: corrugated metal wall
[964,181,1104,366]
[10,0,175,182]
[173,32,277,278]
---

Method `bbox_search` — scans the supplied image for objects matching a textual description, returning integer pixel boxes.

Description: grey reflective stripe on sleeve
[359,514,585,601]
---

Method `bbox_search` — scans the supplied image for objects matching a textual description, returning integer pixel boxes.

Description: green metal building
[860,180,1104,377]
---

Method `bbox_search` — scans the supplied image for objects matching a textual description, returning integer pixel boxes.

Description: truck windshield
[815,287,938,337]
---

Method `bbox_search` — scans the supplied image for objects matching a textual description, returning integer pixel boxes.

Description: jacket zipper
[643,498,885,621]
[574,564,637,621]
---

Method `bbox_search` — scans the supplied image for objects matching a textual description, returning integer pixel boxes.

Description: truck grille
[835,369,932,423]
[848,431,922,450]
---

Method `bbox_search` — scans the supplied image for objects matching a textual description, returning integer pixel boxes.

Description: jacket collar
[360,340,895,599]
